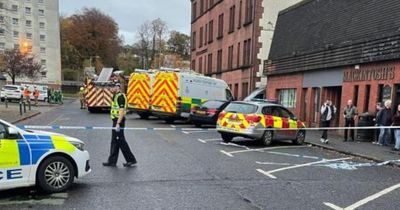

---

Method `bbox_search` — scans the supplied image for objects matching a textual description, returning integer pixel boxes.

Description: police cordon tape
[16,125,400,131]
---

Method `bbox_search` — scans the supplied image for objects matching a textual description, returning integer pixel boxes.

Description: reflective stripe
[110,93,127,119]
[24,135,54,164]
[17,140,30,165]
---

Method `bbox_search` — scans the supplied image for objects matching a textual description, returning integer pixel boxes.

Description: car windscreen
[224,103,258,114]
[3,86,18,91]
[243,88,266,101]
[202,101,226,109]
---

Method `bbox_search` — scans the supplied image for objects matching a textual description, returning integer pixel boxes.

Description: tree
[0,49,42,84]
[63,8,122,72]
[136,21,152,69]
[151,18,168,68]
[167,31,191,60]
[60,16,82,70]
[116,46,141,75]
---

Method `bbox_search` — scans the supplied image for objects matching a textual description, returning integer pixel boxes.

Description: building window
[0,28,4,36]
[38,9,45,16]
[364,85,371,112]
[14,44,19,49]
[191,59,196,71]
[13,31,19,38]
[0,42,5,50]
[40,34,46,41]
[41,71,47,77]
[207,53,213,74]
[217,13,224,39]
[38,0,44,3]
[238,1,242,29]
[243,39,252,65]
[191,31,196,51]
[278,89,297,108]
[237,42,241,67]
[0,16,4,24]
[234,83,239,99]
[39,22,45,29]
[26,20,32,27]
[12,18,19,26]
[229,5,236,33]
[27,33,32,39]
[11,5,18,12]
[41,59,46,66]
[199,26,203,48]
[208,20,213,43]
[25,7,31,14]
[204,23,208,45]
[217,49,223,72]
[353,85,359,107]
[0,3,4,9]
[244,0,254,25]
[200,0,204,14]
[198,57,203,74]
[242,82,249,99]
[192,2,197,20]
[228,45,234,69]
[40,47,46,53]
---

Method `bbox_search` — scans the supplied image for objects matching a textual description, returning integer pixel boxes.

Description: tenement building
[265,0,400,127]
[190,0,301,100]
[0,0,61,86]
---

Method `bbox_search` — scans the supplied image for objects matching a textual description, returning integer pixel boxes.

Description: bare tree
[0,49,42,84]
[136,21,152,69]
[151,18,168,68]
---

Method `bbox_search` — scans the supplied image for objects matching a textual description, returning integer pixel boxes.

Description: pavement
[306,131,400,165]
[0,102,41,124]
[1,99,400,209]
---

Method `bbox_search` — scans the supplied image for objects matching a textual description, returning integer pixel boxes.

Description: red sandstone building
[190,0,301,100]
[265,0,400,127]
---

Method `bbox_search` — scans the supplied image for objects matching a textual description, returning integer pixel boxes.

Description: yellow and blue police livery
[0,119,91,193]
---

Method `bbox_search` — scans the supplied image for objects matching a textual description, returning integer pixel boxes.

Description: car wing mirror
[7,127,19,139]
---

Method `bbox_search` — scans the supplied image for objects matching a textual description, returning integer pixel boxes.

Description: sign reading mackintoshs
[343,66,396,82]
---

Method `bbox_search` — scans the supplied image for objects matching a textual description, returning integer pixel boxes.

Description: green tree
[116,46,141,75]
[167,31,190,60]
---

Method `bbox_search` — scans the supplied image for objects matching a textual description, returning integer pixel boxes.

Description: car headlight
[71,142,85,151]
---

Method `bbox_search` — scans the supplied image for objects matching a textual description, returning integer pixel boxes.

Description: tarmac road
[1,100,400,210]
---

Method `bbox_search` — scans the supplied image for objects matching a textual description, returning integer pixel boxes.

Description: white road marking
[324,182,400,210]
[257,157,352,179]
[183,130,216,134]
[303,155,320,160]
[201,138,222,142]
[256,161,293,166]
[228,145,308,155]
[219,142,250,150]
[47,114,64,126]
[197,139,207,144]
[220,150,234,157]
[182,131,190,134]
[267,151,301,158]
[170,125,176,128]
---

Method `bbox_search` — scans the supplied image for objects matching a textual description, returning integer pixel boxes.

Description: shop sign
[343,66,395,82]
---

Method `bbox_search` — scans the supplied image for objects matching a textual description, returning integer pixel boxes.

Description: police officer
[79,87,86,109]
[103,83,137,167]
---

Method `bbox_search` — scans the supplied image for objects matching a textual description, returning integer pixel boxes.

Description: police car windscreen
[97,68,114,82]
[224,103,257,114]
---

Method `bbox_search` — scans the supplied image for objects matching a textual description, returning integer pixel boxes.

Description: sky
[59,0,191,45]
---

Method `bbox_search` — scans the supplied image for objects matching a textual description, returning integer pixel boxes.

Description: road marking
[303,155,320,160]
[267,151,301,158]
[170,125,176,128]
[197,139,207,144]
[256,161,293,166]
[324,182,400,210]
[47,114,64,126]
[257,157,352,179]
[228,145,308,155]
[182,131,190,134]
[183,130,216,134]
[201,138,222,142]
[220,150,234,157]
[219,142,250,149]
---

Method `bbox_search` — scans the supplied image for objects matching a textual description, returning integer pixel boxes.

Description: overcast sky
[59,0,191,45]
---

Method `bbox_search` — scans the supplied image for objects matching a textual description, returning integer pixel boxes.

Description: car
[0,85,23,102]
[0,119,91,193]
[190,100,230,127]
[216,101,306,146]
[243,87,266,101]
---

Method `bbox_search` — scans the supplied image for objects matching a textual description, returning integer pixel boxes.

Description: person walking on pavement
[378,100,393,146]
[103,83,137,167]
[392,104,400,151]
[79,87,86,109]
[320,100,336,144]
[373,103,384,144]
[33,86,39,106]
[343,100,358,142]
[23,85,31,104]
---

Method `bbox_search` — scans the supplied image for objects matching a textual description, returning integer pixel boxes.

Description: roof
[267,0,400,75]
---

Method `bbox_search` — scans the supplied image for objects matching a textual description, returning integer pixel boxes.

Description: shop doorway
[324,86,342,127]
[394,84,400,109]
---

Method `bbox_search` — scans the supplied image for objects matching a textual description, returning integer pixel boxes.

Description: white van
[151,70,234,123]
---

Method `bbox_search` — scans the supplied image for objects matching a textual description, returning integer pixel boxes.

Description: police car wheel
[261,131,273,146]
[293,130,306,145]
[37,156,75,193]
[221,133,233,143]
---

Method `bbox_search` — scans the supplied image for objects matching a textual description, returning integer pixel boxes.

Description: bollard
[4,96,7,108]
[19,100,23,116]
[28,99,31,111]
[23,100,26,113]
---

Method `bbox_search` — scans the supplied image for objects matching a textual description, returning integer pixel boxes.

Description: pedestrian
[47,88,52,103]
[373,103,384,144]
[33,86,39,106]
[320,100,336,144]
[103,83,137,167]
[378,100,392,146]
[392,104,400,151]
[343,100,358,142]
[23,85,31,104]
[79,87,86,109]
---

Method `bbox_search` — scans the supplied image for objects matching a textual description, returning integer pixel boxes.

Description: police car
[217,101,306,146]
[0,119,91,193]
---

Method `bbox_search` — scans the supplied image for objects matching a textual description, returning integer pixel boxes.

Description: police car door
[0,123,31,188]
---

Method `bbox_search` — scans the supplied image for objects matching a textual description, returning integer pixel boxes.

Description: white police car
[0,119,91,193]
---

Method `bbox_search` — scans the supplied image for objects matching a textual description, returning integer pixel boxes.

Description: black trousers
[321,120,330,139]
[344,118,355,141]
[107,118,137,164]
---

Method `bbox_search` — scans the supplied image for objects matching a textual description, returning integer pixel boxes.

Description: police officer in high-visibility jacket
[103,83,137,167]
[79,87,86,109]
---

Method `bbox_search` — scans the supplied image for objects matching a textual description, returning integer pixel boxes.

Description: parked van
[151,69,234,123]
[243,86,266,101]
[127,70,155,119]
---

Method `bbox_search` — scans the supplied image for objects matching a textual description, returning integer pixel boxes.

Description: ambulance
[127,70,155,119]
[151,68,234,123]
[0,119,91,193]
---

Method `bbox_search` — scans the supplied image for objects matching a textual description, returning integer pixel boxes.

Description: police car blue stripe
[23,134,54,164]
[17,140,31,165]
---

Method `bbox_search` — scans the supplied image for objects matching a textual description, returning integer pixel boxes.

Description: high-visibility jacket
[79,89,85,100]
[34,89,39,97]
[110,92,127,119]
[23,89,31,97]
